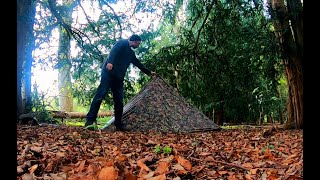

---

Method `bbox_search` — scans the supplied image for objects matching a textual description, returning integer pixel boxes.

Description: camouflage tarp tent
[102,75,220,133]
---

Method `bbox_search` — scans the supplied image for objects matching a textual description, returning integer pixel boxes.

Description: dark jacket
[102,39,151,80]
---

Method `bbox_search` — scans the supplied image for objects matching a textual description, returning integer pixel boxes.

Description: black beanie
[129,34,142,41]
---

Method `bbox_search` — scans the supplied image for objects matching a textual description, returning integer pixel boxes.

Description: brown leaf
[242,163,253,169]
[137,159,151,172]
[98,166,118,180]
[146,139,156,145]
[192,165,205,174]
[245,174,252,180]
[76,160,86,172]
[175,155,192,171]
[146,174,166,180]
[116,154,128,162]
[172,164,185,171]
[143,171,155,179]
[56,151,65,158]
[82,174,97,180]
[21,173,34,180]
[177,169,188,175]
[155,161,170,175]
[138,169,149,178]
[28,164,38,174]
[103,160,115,167]
[60,166,72,173]
[30,146,42,153]
[249,168,258,175]
[17,166,24,174]
[199,152,212,156]
[125,172,137,180]
[87,163,99,174]
[49,172,67,180]
[44,162,53,172]
[228,175,239,180]
[218,171,228,175]
[68,176,81,180]
[267,174,278,180]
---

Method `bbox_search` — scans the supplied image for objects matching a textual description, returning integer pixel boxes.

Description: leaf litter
[17,124,302,179]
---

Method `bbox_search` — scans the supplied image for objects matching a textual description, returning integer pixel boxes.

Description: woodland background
[17,0,303,129]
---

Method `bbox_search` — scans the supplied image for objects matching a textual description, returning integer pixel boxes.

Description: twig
[212,160,249,171]
[187,150,194,159]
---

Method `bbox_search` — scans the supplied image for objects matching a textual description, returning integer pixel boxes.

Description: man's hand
[106,63,113,71]
[150,71,157,77]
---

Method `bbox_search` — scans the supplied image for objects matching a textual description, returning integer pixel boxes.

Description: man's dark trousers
[86,68,124,127]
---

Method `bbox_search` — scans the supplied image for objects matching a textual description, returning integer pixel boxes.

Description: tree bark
[268,0,303,129]
[57,2,75,112]
[17,0,36,117]
[51,111,113,119]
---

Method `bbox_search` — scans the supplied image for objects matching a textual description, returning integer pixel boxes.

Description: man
[85,34,155,131]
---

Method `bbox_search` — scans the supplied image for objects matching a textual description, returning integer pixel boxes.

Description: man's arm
[131,56,152,76]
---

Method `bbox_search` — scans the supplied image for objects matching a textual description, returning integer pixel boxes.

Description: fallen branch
[50,111,113,119]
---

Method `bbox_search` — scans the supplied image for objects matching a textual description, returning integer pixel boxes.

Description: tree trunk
[269,0,303,129]
[23,8,36,114]
[17,0,36,118]
[57,3,74,112]
[57,28,73,112]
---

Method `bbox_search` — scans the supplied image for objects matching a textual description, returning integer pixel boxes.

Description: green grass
[64,116,113,129]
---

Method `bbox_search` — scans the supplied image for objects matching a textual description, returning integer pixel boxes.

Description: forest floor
[17,124,303,180]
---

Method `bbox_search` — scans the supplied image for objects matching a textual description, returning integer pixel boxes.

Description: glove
[150,71,157,77]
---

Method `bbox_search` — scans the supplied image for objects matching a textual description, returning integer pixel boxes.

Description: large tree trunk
[269,0,303,129]
[23,9,36,114]
[17,0,36,118]
[57,27,73,112]
[57,2,75,112]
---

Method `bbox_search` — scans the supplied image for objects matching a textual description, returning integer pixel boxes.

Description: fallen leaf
[98,166,118,180]
[245,174,252,180]
[44,162,53,172]
[155,161,170,175]
[199,152,212,156]
[137,159,151,172]
[192,165,205,173]
[49,172,67,180]
[228,175,239,180]
[175,155,192,171]
[117,154,128,162]
[17,166,24,174]
[249,168,258,175]
[30,146,42,153]
[126,172,137,180]
[146,174,166,180]
[87,164,99,174]
[218,171,228,175]
[76,160,86,172]
[28,164,38,174]
[143,171,155,179]
[242,163,253,169]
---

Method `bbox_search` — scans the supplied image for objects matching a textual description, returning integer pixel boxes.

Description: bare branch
[100,0,123,38]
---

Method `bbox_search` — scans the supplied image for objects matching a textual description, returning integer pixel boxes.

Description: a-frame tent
[102,75,220,133]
